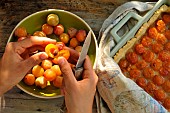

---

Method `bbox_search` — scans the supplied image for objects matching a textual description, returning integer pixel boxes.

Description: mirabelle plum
[165,42,170,51]
[154,89,166,101]
[152,43,163,53]
[75,46,82,52]
[68,27,77,38]
[163,14,170,23]
[129,69,141,79]
[165,30,170,40]
[76,30,86,42]
[156,33,167,45]
[35,76,47,89]
[23,74,35,86]
[41,59,53,70]
[53,76,63,88]
[52,58,59,64]
[56,49,70,60]
[135,44,146,54]
[143,68,154,79]
[54,24,64,35]
[136,77,147,88]
[69,38,79,48]
[162,80,170,92]
[150,59,162,71]
[52,49,70,64]
[164,98,170,109]
[47,14,59,26]
[153,75,164,86]
[156,20,166,33]
[33,31,46,37]
[118,59,129,69]
[44,69,57,81]
[45,44,59,58]
[125,52,138,64]
[148,27,158,39]
[56,42,65,50]
[14,27,27,38]
[59,33,70,44]
[142,50,154,62]
[51,65,62,76]
[141,35,152,47]
[42,23,53,35]
[32,65,44,77]
[144,82,158,94]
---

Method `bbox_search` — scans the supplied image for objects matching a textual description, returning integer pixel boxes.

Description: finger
[82,56,98,85]
[57,57,77,86]
[61,79,65,95]
[21,46,45,59]
[14,36,56,54]
[20,52,48,72]
[27,45,45,53]
[21,50,30,59]
[82,56,95,79]
[83,55,93,71]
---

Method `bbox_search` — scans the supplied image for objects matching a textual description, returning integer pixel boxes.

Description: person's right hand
[57,48,98,113]
[0,36,56,96]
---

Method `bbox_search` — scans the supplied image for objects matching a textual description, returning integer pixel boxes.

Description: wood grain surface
[0,0,158,113]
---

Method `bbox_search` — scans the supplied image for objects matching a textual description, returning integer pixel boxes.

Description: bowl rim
[8,9,99,99]
[16,84,64,99]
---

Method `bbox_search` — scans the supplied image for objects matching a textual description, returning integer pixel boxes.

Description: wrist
[0,82,8,96]
[0,65,12,96]
[0,78,12,96]
[67,109,92,113]
[67,103,93,113]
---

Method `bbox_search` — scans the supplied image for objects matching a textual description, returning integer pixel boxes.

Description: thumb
[57,57,77,86]
[21,52,48,72]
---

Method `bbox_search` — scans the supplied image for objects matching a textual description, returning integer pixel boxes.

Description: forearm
[0,64,12,96]
[0,81,10,96]
[0,87,7,97]
[0,60,5,96]
[67,98,94,113]
[67,108,92,113]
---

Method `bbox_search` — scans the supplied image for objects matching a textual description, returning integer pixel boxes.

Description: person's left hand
[0,36,56,96]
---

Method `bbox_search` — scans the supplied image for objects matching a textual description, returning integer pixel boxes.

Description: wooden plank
[1,87,97,113]
[0,0,158,113]
[0,0,155,52]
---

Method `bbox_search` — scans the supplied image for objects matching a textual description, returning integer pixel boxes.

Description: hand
[0,36,56,96]
[57,48,98,113]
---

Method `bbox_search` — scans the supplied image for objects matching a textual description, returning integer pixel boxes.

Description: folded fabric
[95,1,169,113]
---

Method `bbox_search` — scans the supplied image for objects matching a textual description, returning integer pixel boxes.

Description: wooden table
[0,0,158,113]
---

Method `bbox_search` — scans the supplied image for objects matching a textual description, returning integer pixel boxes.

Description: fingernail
[58,57,65,65]
[40,53,48,60]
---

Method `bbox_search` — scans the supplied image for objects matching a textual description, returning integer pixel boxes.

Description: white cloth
[0,96,5,113]
[95,1,169,113]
